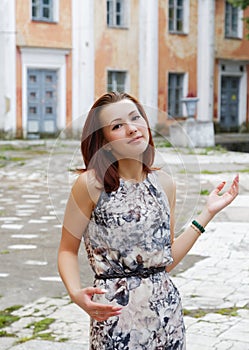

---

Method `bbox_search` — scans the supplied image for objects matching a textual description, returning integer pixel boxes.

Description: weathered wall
[158,0,198,123]
[16,0,72,49]
[94,0,140,99]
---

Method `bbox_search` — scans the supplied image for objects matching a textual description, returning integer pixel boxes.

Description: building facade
[0,0,248,138]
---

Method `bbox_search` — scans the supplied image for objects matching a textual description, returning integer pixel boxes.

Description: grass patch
[199,145,227,155]
[201,170,222,175]
[15,318,56,344]
[0,250,10,255]
[26,317,55,334]
[200,189,210,196]
[155,140,172,148]
[183,305,247,318]
[0,329,16,337]
[0,144,47,152]
[0,305,22,329]
[58,337,70,342]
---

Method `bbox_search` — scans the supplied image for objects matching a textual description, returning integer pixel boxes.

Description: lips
[128,136,143,144]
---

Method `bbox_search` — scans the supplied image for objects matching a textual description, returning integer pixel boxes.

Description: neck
[118,159,145,182]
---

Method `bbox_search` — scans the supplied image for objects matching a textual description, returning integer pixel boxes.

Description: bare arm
[58,171,122,321]
[159,171,239,272]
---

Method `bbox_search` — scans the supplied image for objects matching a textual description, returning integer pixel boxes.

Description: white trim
[0,0,16,134]
[218,61,247,127]
[20,47,68,137]
[238,7,243,39]
[182,73,189,117]
[183,0,190,34]
[53,0,59,22]
[139,0,158,128]
[197,0,215,122]
[72,0,94,134]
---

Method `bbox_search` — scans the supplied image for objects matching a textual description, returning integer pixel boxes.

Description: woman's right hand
[71,287,123,322]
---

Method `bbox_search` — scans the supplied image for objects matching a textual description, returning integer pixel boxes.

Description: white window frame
[168,0,189,35]
[107,0,129,28]
[20,48,69,138]
[31,0,59,23]
[107,69,129,92]
[225,1,243,39]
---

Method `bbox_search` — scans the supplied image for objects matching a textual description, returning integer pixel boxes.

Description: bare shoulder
[72,170,102,207]
[155,169,176,207]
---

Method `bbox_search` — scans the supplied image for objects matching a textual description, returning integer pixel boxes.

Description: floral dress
[83,172,186,349]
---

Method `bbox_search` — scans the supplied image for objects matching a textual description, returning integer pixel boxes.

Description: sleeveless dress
[83,172,186,349]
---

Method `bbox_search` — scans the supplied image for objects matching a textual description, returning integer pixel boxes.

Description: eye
[131,115,141,121]
[112,123,123,130]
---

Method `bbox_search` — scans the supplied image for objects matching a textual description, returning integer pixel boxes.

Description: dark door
[220,76,240,131]
[27,69,57,136]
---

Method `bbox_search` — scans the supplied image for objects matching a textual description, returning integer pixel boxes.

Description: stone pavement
[0,139,249,349]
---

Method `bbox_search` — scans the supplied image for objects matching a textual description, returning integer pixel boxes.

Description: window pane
[46,91,53,98]
[176,20,183,31]
[32,6,38,18]
[116,0,121,13]
[29,107,37,114]
[46,75,53,82]
[169,8,174,21]
[225,1,238,37]
[43,7,50,18]
[46,107,53,114]
[107,0,114,26]
[107,0,125,27]
[30,92,37,99]
[32,0,53,22]
[116,14,120,25]
[168,73,184,117]
[29,75,37,83]
[107,71,126,92]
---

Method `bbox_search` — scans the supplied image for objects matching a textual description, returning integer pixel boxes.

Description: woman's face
[99,99,150,160]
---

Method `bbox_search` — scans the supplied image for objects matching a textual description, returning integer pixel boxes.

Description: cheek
[103,129,124,143]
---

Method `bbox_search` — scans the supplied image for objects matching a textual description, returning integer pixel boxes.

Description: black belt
[95,266,166,280]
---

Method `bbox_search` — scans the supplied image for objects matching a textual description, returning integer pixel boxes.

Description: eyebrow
[109,110,138,125]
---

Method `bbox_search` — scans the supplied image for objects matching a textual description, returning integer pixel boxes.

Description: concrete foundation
[169,119,215,148]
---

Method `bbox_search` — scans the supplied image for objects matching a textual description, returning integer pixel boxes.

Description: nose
[126,122,137,134]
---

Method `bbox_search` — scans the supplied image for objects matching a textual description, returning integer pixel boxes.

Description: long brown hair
[81,92,155,192]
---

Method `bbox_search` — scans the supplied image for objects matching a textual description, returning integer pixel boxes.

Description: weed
[26,317,55,334]
[0,250,10,255]
[0,305,22,329]
[200,189,210,195]
[183,305,247,318]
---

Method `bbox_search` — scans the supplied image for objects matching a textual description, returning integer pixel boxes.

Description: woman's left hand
[206,174,239,216]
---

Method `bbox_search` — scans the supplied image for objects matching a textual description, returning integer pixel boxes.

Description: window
[107,71,127,92]
[107,0,128,27]
[168,0,184,33]
[168,73,184,118]
[225,1,241,38]
[32,0,54,22]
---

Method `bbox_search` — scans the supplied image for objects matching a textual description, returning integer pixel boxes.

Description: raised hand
[205,174,239,216]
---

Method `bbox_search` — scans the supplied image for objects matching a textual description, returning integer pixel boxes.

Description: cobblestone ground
[0,140,249,349]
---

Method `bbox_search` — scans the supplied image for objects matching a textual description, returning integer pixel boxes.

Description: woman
[58,92,239,349]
